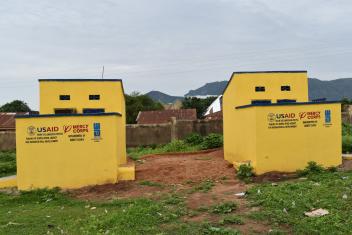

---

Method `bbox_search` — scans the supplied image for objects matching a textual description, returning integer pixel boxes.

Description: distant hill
[184,78,352,101]
[185,81,228,97]
[147,78,352,103]
[146,91,183,104]
[308,78,352,100]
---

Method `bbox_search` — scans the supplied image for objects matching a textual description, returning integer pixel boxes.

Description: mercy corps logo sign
[63,125,89,133]
[267,111,321,122]
[27,124,89,136]
[298,111,321,120]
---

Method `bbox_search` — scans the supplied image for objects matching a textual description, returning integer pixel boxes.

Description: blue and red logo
[93,123,101,139]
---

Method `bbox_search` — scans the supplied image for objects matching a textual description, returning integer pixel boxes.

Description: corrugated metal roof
[0,112,22,130]
[136,109,197,124]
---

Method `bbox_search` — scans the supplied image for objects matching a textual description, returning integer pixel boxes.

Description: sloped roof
[136,109,197,124]
[0,113,21,130]
[0,112,39,130]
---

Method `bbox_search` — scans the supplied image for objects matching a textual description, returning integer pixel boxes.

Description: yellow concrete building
[0,79,134,190]
[223,71,341,174]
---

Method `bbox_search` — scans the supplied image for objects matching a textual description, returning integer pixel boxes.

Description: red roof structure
[136,109,197,124]
[0,112,38,131]
[0,113,19,131]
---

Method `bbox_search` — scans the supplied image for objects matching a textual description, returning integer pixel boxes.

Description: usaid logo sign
[267,113,276,122]
[27,126,36,136]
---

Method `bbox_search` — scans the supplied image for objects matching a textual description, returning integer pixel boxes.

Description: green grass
[139,180,163,188]
[247,171,352,234]
[0,188,221,234]
[0,151,16,177]
[0,187,245,235]
[219,215,244,225]
[191,179,215,193]
[127,140,203,160]
[211,202,238,214]
[127,133,223,160]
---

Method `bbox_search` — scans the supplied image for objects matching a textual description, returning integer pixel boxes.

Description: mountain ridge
[145,91,183,104]
[146,78,352,103]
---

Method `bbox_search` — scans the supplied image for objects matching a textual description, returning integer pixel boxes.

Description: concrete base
[118,163,135,181]
[0,175,17,188]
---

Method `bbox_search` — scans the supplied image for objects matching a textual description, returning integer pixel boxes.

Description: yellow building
[0,79,134,190]
[223,71,341,174]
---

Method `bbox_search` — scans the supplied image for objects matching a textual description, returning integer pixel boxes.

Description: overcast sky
[1,0,352,109]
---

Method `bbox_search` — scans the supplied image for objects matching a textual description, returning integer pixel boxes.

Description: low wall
[126,119,223,147]
[126,123,172,147]
[175,119,223,140]
[0,131,16,151]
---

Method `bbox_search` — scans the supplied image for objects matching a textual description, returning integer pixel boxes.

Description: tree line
[0,95,217,124]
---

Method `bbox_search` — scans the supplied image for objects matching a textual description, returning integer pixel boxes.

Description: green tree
[125,92,164,124]
[0,100,31,112]
[182,96,217,119]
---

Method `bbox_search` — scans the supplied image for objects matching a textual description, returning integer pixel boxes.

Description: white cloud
[0,0,351,109]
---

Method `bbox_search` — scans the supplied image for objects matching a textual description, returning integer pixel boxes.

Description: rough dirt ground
[71,149,282,234]
[69,149,352,234]
[72,149,238,200]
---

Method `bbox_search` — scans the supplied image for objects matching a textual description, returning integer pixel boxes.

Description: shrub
[201,133,223,150]
[297,161,325,176]
[162,140,189,153]
[237,164,254,180]
[343,135,352,153]
[184,133,203,145]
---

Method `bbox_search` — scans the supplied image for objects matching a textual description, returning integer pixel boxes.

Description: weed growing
[139,180,163,187]
[219,215,244,225]
[191,180,215,193]
[236,164,254,181]
[211,202,237,214]
[296,161,325,177]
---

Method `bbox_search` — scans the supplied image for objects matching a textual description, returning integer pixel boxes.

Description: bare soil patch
[71,149,236,200]
[136,149,235,184]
